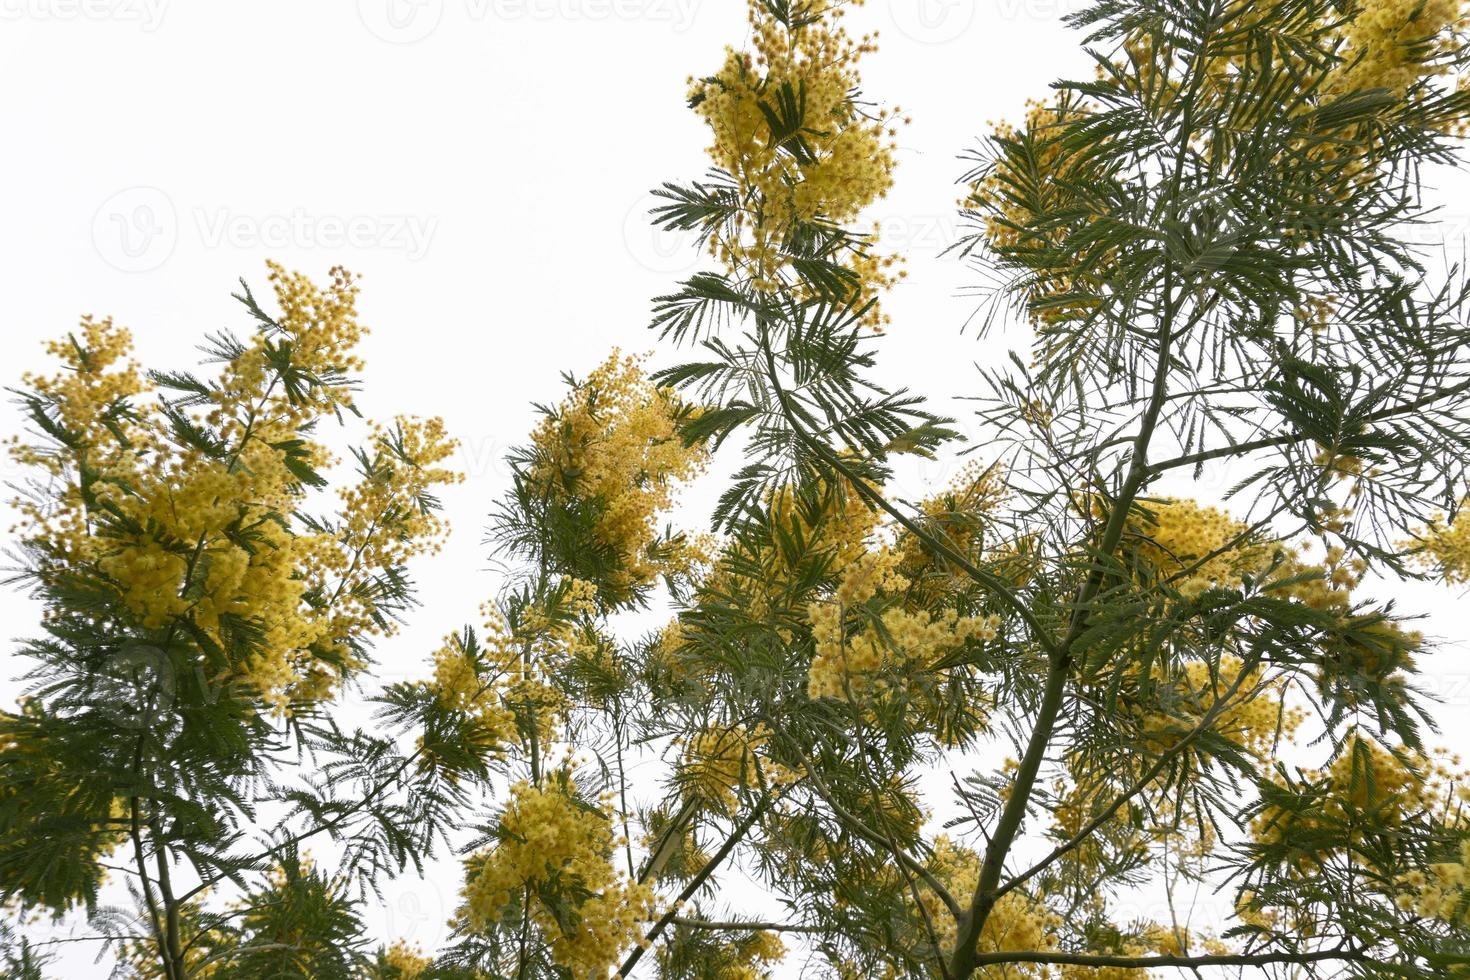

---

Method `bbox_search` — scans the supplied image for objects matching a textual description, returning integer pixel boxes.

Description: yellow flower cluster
[462,777,654,979]
[11,315,152,569]
[973,0,1469,327]
[967,99,1104,328]
[1253,734,1466,872]
[724,930,786,979]
[895,461,1009,575]
[765,477,879,582]
[658,926,786,980]
[1328,0,1467,99]
[918,838,1181,979]
[422,579,603,765]
[1128,498,1358,608]
[680,475,877,654]
[1412,499,1470,584]
[1124,498,1428,704]
[1398,836,1470,925]
[679,723,793,811]
[9,265,461,712]
[531,353,706,605]
[807,546,1001,704]
[421,630,519,768]
[690,0,901,324]
[379,940,431,979]
[1136,655,1305,763]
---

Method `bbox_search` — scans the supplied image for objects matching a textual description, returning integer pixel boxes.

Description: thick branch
[971,947,1371,970]
[617,794,775,978]
[995,661,1256,901]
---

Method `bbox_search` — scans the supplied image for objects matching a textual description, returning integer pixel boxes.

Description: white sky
[3,1,1468,976]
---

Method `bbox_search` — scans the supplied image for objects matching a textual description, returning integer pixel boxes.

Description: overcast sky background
[3,1,1469,975]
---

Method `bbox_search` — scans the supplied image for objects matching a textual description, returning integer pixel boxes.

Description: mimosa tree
[6,0,1470,977]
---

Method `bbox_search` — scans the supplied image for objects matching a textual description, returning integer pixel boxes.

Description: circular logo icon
[1166,188,1245,275]
[92,186,177,273]
[357,0,444,44]
[890,0,975,44]
[623,190,704,275]
[91,642,176,730]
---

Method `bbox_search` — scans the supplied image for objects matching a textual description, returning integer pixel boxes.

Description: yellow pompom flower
[690,0,901,326]
[680,723,793,811]
[1328,0,1467,101]
[378,940,431,979]
[461,775,654,979]
[1253,734,1467,874]
[9,265,462,713]
[530,352,706,606]
[1410,498,1470,584]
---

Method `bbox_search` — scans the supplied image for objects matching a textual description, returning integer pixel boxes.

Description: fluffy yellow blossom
[1134,655,1305,763]
[378,940,431,979]
[691,0,901,325]
[916,838,1175,978]
[462,776,654,979]
[1411,498,1470,583]
[806,545,1001,726]
[975,0,1469,330]
[1127,497,1358,609]
[419,629,519,770]
[530,352,706,606]
[680,723,793,811]
[1253,734,1466,873]
[676,473,879,669]
[734,930,787,978]
[1328,0,1467,100]
[1120,498,1425,711]
[1398,837,1470,926]
[9,265,461,713]
[895,461,1008,574]
[421,578,606,767]
[657,924,786,979]
[967,98,1106,329]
